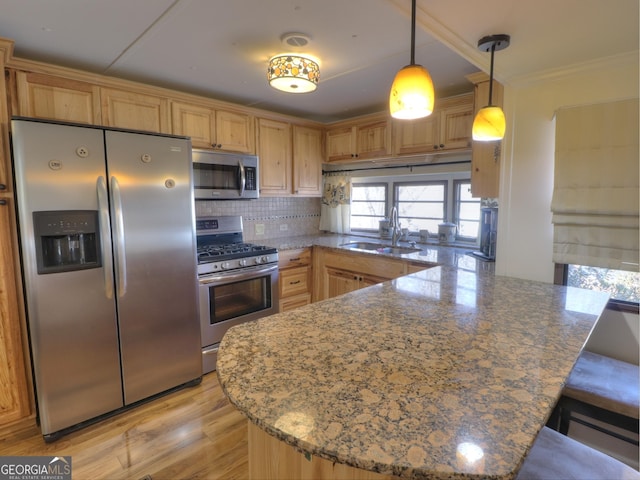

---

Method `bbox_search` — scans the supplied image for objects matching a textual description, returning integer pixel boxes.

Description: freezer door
[11,119,123,435]
[105,131,201,404]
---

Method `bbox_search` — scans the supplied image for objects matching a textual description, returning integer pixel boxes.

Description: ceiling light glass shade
[389,64,435,119]
[268,54,319,93]
[472,105,506,141]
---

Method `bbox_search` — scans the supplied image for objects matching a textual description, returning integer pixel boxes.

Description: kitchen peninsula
[217,265,609,479]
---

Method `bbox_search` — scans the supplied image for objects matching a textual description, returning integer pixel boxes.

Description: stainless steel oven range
[197,215,279,373]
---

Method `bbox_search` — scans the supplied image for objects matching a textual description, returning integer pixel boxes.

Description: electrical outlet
[255,223,265,235]
[280,224,288,231]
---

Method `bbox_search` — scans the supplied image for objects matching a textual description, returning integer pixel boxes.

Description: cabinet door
[326,126,355,162]
[101,87,170,133]
[215,109,255,154]
[439,102,473,150]
[16,71,101,125]
[0,198,31,425]
[293,125,323,196]
[394,115,439,155]
[325,267,361,298]
[171,101,215,149]
[258,118,292,196]
[356,120,390,159]
[471,80,503,198]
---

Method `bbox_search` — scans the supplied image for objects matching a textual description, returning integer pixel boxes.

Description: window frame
[393,180,448,234]
[348,171,480,245]
[453,179,481,241]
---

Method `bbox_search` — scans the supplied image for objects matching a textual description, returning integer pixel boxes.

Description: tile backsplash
[195,197,321,242]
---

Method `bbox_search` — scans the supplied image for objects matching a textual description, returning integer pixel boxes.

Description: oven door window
[193,163,240,191]
[208,275,272,324]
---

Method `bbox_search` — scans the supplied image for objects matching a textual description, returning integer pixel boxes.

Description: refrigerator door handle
[110,176,127,297]
[97,176,114,299]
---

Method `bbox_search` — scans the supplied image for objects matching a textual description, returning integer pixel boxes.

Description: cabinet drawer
[280,293,311,312]
[280,266,311,297]
[278,248,311,268]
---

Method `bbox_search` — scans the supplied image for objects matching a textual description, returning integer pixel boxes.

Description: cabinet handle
[0,184,6,190]
[0,199,6,206]
[290,257,301,262]
[211,143,222,149]
[289,280,301,285]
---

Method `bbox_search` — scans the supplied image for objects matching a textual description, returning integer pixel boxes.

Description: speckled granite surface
[262,233,496,272]
[217,263,609,479]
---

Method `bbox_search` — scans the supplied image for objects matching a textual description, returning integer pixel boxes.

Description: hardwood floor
[0,373,248,480]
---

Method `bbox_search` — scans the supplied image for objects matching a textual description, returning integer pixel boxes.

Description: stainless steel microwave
[192,150,259,200]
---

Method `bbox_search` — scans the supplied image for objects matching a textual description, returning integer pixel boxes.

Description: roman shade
[551,98,639,272]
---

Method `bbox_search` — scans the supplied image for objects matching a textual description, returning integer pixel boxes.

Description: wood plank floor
[0,373,248,479]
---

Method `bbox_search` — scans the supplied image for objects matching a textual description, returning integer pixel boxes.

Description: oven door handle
[238,159,246,198]
[199,264,278,285]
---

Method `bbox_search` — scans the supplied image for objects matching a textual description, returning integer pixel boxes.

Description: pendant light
[389,0,435,120]
[472,34,510,141]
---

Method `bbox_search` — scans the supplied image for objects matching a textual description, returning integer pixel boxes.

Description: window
[394,181,447,233]
[349,171,481,243]
[350,183,387,231]
[454,180,481,239]
[566,265,640,306]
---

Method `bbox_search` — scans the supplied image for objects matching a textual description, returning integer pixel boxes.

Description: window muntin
[350,183,388,231]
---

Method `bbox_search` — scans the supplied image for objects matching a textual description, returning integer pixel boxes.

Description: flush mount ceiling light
[389,0,435,120]
[472,34,510,141]
[268,33,319,94]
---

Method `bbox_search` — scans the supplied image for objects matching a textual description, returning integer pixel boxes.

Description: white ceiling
[0,0,637,123]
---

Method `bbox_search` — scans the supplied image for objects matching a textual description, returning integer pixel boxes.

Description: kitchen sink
[339,241,421,254]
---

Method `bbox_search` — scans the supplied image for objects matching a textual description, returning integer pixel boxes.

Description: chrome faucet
[390,206,401,246]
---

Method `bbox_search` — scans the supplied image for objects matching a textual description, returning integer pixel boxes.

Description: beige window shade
[551,98,639,272]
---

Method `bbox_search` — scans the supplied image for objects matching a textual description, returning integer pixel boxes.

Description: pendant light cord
[410,0,416,65]
[488,43,496,106]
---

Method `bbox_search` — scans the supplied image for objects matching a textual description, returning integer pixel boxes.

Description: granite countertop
[217,266,609,479]
[262,233,495,272]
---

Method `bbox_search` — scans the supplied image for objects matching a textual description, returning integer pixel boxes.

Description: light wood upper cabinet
[258,120,323,197]
[292,125,323,196]
[171,101,254,153]
[101,87,170,134]
[257,118,292,196]
[393,93,473,155]
[326,117,391,162]
[15,71,101,125]
[468,76,503,198]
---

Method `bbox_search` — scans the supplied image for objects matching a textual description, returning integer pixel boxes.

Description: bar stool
[548,351,639,444]
[516,426,640,479]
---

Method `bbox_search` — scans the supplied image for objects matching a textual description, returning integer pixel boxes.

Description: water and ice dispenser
[33,210,101,274]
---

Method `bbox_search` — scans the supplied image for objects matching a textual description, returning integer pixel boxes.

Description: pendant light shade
[472,105,506,141]
[472,34,510,141]
[389,0,435,120]
[389,64,435,119]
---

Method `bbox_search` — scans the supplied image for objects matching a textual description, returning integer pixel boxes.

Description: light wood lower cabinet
[278,248,312,312]
[314,248,409,301]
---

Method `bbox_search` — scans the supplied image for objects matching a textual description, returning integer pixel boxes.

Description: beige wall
[494,53,640,367]
[496,52,639,283]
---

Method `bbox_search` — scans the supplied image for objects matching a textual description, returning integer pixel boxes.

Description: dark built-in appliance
[471,207,498,261]
[196,216,279,373]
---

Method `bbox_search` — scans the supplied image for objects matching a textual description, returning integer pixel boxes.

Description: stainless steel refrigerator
[11,118,202,441]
